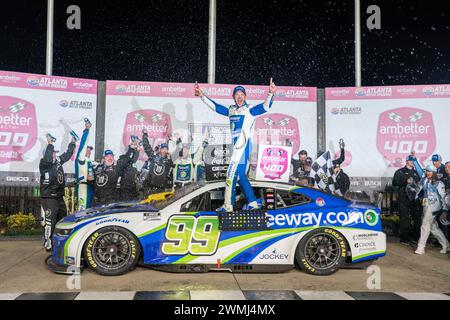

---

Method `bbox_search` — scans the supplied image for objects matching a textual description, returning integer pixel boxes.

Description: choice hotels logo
[26,76,40,87]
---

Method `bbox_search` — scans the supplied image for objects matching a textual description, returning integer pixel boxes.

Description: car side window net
[276,190,312,209]
[180,193,207,212]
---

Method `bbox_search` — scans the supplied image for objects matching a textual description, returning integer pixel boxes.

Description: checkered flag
[309,151,335,192]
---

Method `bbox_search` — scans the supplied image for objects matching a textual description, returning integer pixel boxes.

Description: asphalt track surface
[0,238,449,294]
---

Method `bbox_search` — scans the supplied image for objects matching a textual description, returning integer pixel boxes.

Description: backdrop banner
[255,144,292,183]
[0,70,98,186]
[326,84,450,199]
[105,81,317,177]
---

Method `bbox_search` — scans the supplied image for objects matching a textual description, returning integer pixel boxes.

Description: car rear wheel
[84,226,141,276]
[295,228,347,276]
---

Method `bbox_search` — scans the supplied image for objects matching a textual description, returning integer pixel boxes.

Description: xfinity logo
[6,176,29,182]
[259,249,289,260]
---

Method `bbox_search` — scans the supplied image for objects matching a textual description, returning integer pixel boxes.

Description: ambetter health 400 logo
[123,109,172,160]
[0,96,37,164]
[376,107,436,167]
[254,113,300,155]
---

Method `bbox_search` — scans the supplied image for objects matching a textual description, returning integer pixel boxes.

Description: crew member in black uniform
[140,131,173,196]
[332,163,350,197]
[392,155,422,245]
[39,134,76,251]
[94,140,140,206]
[118,137,140,201]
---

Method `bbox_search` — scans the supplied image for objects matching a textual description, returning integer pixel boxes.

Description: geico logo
[267,211,364,227]
[6,176,29,182]
[354,241,376,248]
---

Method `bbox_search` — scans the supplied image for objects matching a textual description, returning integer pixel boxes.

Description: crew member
[432,154,448,181]
[392,155,421,245]
[414,165,450,255]
[140,131,173,195]
[118,136,140,201]
[40,134,76,251]
[75,118,94,210]
[291,150,308,182]
[93,141,139,206]
[173,139,208,189]
[332,163,350,197]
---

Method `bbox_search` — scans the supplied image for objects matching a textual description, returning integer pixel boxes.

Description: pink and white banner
[326,84,450,190]
[0,70,97,185]
[255,145,292,183]
[105,80,317,169]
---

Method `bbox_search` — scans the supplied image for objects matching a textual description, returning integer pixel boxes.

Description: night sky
[1,0,449,87]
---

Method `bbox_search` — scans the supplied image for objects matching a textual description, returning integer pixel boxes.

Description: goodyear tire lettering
[296,228,347,276]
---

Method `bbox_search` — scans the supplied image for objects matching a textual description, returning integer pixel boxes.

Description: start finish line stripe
[1,290,450,300]
[295,291,355,300]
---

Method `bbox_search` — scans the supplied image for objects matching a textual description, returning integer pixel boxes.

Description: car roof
[195,180,352,203]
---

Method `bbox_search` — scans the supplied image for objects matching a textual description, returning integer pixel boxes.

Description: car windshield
[147,183,206,210]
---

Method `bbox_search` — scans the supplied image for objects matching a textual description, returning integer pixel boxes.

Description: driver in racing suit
[194,78,277,212]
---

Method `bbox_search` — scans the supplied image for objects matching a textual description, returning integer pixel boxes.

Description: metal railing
[0,186,76,218]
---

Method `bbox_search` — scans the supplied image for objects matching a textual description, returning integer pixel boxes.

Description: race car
[47,181,386,276]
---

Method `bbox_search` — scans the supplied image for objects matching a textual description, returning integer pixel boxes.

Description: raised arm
[59,141,76,165]
[194,81,229,117]
[250,78,277,116]
[142,131,154,159]
[192,140,207,164]
[117,145,138,176]
[76,120,92,161]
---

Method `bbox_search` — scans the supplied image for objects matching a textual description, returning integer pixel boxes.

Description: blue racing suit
[201,93,274,208]
[75,128,94,210]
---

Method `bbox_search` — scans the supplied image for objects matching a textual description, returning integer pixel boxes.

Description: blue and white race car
[47,181,386,276]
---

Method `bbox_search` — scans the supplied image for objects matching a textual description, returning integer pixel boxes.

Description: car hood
[60,201,159,224]
[349,200,380,211]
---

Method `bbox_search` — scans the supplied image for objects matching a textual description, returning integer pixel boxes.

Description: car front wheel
[295,228,347,276]
[84,226,141,276]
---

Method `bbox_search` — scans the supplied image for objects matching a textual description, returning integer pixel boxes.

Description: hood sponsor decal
[267,210,372,228]
[259,249,289,260]
[95,217,130,226]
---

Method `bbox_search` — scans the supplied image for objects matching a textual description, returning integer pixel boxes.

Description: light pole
[208,0,216,84]
[355,0,361,87]
[46,0,54,76]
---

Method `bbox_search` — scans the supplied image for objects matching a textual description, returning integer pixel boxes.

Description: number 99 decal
[161,215,220,256]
